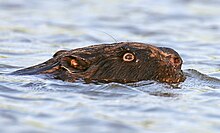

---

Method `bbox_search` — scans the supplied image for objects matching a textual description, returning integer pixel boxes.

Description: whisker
[94,30,118,43]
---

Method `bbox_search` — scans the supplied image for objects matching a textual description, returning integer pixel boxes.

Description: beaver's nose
[164,55,182,69]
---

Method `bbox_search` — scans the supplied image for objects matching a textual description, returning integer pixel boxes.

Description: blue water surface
[0,0,220,133]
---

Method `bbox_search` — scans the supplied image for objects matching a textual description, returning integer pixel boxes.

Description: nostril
[170,57,182,67]
[173,57,180,64]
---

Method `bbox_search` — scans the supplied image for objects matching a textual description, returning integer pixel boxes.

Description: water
[0,0,220,133]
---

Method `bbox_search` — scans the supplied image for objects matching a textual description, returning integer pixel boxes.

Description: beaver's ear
[60,55,90,73]
[53,50,69,58]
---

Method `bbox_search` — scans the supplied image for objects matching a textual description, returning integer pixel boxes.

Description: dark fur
[12,42,186,84]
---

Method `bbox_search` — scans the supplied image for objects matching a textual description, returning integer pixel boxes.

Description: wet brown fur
[12,42,186,84]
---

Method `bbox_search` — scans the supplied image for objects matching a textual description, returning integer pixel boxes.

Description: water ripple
[0,0,220,133]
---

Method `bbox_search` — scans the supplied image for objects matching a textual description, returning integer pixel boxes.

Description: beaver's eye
[123,53,135,62]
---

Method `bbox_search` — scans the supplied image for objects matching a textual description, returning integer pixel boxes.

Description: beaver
[12,42,186,84]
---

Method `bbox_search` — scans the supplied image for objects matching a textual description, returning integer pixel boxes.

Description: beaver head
[13,42,186,84]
